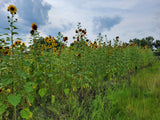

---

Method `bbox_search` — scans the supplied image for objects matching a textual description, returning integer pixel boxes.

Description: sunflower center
[11,7,15,11]
[0,89,2,93]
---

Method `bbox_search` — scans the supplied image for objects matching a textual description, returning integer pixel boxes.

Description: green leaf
[51,95,55,104]
[6,37,10,41]
[7,94,21,107]
[64,88,69,96]
[12,32,19,35]
[13,26,18,30]
[20,108,31,119]
[24,82,34,92]
[17,38,22,40]
[16,70,28,79]
[56,80,62,84]
[48,73,53,78]
[3,33,9,35]
[28,94,35,104]
[1,77,15,86]
[0,103,7,115]
[4,28,10,30]
[39,88,47,98]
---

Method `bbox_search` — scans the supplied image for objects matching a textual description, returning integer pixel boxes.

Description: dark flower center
[32,25,37,30]
[0,89,2,93]
[11,7,15,11]
[30,30,34,35]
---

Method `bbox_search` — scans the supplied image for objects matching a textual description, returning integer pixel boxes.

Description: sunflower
[22,42,25,46]
[4,51,10,55]
[0,88,3,93]
[18,40,21,44]
[0,46,3,50]
[49,35,52,39]
[74,41,77,44]
[52,37,55,41]
[5,46,10,50]
[47,38,52,43]
[63,36,68,42]
[79,29,82,32]
[75,30,78,33]
[11,44,16,48]
[53,47,57,51]
[48,45,52,48]
[78,52,81,58]
[8,5,17,14]
[14,41,18,45]
[2,40,5,43]
[44,37,48,42]
[31,23,38,30]
[30,30,34,35]
[54,43,58,47]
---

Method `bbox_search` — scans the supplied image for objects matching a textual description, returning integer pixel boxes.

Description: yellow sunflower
[31,23,38,30]
[11,44,16,48]
[8,5,17,14]
[47,38,52,43]
[22,42,25,46]
[44,37,48,42]
[48,45,52,48]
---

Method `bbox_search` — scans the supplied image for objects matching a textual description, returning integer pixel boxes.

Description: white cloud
[0,0,159,45]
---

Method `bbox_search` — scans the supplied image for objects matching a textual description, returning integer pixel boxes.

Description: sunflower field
[0,5,159,120]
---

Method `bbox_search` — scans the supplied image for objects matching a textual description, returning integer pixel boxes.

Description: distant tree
[153,40,160,49]
[129,36,154,48]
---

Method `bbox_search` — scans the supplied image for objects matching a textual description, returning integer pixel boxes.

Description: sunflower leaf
[24,82,34,92]
[39,88,47,98]
[64,88,69,96]
[3,33,9,35]
[7,94,21,107]
[4,28,10,30]
[20,108,31,119]
[0,103,7,115]
[12,32,19,35]
[17,38,22,40]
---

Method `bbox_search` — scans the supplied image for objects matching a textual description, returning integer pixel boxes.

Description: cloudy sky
[0,0,160,45]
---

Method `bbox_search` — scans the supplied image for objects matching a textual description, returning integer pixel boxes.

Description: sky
[0,0,160,45]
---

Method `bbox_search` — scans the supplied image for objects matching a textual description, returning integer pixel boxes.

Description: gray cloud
[93,16,122,32]
[16,0,51,27]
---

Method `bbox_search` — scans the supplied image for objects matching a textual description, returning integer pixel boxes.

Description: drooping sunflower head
[22,42,25,46]
[31,23,38,30]
[30,30,34,35]
[0,88,3,93]
[63,36,68,42]
[8,5,17,14]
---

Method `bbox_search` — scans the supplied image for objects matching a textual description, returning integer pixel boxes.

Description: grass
[105,61,160,120]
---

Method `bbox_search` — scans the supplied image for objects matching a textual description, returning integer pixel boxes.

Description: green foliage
[7,94,21,107]
[20,108,31,119]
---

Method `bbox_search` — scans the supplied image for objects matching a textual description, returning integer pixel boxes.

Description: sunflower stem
[14,106,17,120]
